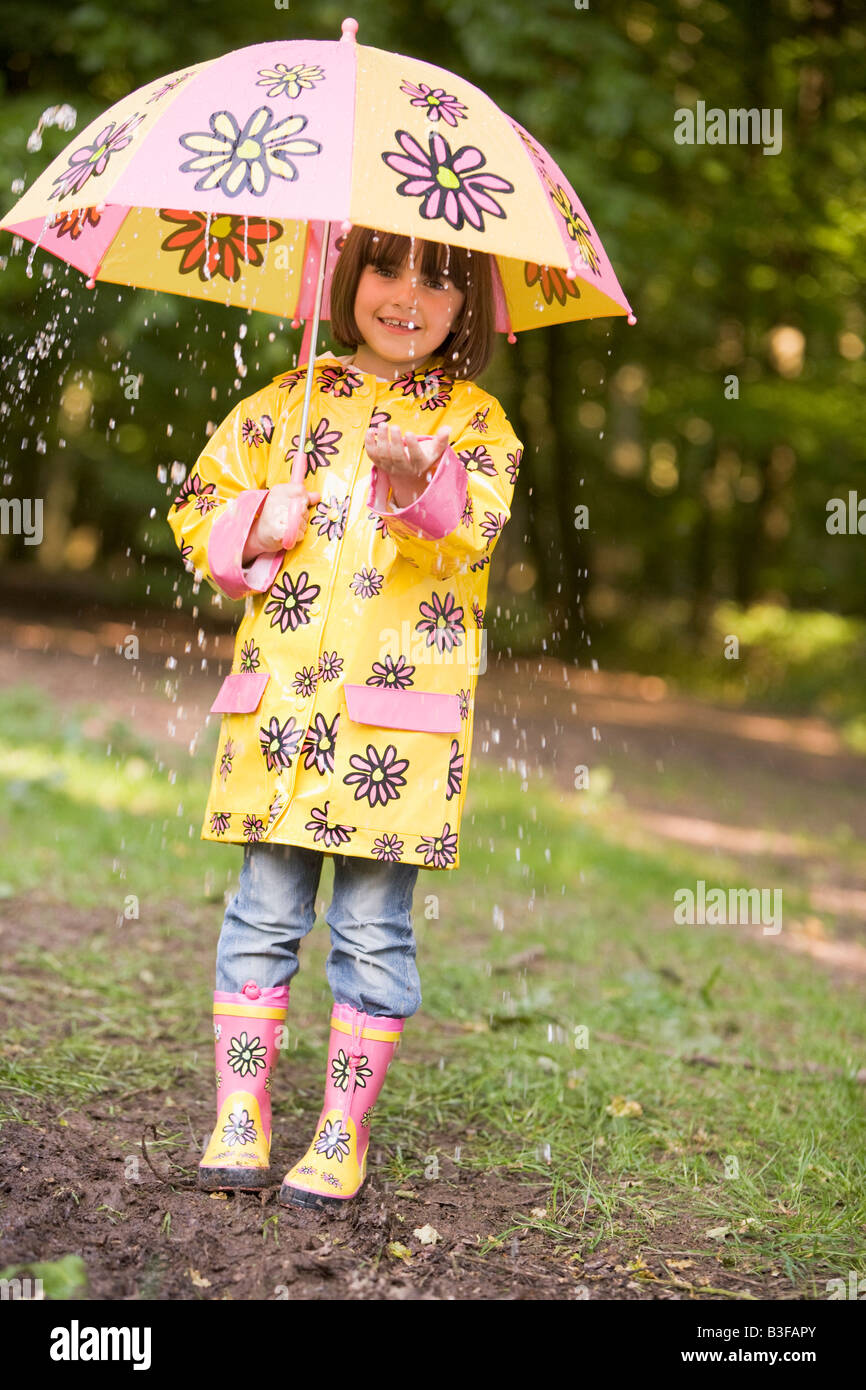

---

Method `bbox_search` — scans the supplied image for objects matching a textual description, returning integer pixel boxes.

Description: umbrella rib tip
[340,17,359,43]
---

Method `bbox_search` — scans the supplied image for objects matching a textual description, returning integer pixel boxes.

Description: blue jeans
[215,843,422,1018]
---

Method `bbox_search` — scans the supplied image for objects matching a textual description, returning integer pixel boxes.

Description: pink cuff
[207,489,284,600]
[367,442,468,540]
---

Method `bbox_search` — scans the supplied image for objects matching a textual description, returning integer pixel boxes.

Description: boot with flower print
[279,1002,404,1208]
[198,980,289,1191]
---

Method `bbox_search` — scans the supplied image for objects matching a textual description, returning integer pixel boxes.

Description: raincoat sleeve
[366,396,522,582]
[166,397,283,601]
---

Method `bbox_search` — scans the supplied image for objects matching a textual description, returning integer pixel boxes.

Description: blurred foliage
[0,0,864,708]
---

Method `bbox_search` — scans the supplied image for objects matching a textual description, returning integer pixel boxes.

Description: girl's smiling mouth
[378,317,420,332]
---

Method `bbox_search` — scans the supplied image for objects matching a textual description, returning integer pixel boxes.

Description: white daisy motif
[179,106,321,197]
[313,1117,351,1162]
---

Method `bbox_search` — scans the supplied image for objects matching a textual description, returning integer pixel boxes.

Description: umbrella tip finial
[507,332,516,344]
[627,312,636,326]
[341,219,353,235]
[341,17,358,42]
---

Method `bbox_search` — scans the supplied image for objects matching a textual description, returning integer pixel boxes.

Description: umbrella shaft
[294,221,331,485]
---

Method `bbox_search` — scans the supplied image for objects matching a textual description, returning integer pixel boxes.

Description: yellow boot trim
[214,1002,287,1020]
[200,1091,270,1172]
[329,1016,402,1043]
[282,1109,366,1200]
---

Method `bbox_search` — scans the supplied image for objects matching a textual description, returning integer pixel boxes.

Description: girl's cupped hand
[364,424,450,483]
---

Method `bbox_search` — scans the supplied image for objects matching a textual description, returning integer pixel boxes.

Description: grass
[0,682,864,1297]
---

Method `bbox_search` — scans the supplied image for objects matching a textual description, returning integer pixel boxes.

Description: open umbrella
[1,15,634,542]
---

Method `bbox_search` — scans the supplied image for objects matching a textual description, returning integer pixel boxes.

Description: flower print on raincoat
[167,350,523,871]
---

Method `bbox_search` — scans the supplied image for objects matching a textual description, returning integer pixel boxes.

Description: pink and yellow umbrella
[0,15,634,538]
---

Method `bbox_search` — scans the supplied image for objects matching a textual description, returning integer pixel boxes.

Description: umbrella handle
[280,493,309,551]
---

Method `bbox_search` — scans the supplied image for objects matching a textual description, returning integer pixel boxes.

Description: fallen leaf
[530,1207,547,1219]
[209,1193,228,1201]
[395,1189,419,1199]
[188,1268,211,1287]
[387,1242,412,1261]
[706,1225,731,1241]
[412,1224,441,1245]
[606,1095,643,1118]
[667,1259,695,1270]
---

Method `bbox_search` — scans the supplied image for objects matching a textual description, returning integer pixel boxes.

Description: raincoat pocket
[343,684,461,733]
[210,672,270,715]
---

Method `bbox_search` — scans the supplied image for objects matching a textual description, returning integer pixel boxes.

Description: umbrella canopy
[0,17,634,336]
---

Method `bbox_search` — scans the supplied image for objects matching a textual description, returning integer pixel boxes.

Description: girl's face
[351,252,466,379]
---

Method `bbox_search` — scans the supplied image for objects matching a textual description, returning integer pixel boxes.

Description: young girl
[168,225,523,1207]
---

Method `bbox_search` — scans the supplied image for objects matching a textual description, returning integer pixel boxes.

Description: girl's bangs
[364,231,465,288]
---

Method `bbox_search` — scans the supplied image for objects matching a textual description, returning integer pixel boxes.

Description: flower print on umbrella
[399,79,468,128]
[172,472,217,511]
[178,106,321,197]
[350,567,384,600]
[366,654,415,690]
[372,834,404,862]
[480,510,506,545]
[314,1117,352,1162]
[219,737,235,782]
[265,570,321,634]
[259,714,303,772]
[446,740,463,801]
[458,688,470,720]
[525,261,582,308]
[211,811,231,836]
[416,591,465,655]
[243,814,265,842]
[306,802,355,849]
[461,492,474,528]
[256,62,325,100]
[416,823,458,869]
[458,444,497,477]
[505,446,522,487]
[330,1048,373,1092]
[50,113,146,200]
[222,1107,257,1147]
[226,1031,268,1077]
[286,417,342,477]
[239,642,261,674]
[312,493,348,542]
[318,651,344,683]
[550,185,601,276]
[319,364,365,399]
[390,365,452,412]
[159,209,283,284]
[292,665,318,698]
[344,743,409,809]
[382,129,514,233]
[50,206,101,241]
[147,71,194,104]
[302,712,339,776]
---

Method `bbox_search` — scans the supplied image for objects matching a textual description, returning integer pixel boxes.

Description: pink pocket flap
[210,672,270,715]
[343,683,460,733]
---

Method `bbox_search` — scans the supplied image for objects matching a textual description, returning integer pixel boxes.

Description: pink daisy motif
[399,79,469,127]
[382,129,514,232]
[415,823,458,868]
[343,743,409,808]
[50,114,146,200]
[416,591,465,655]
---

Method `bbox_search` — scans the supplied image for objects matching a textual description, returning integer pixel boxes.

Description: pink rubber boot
[279,1003,404,1207]
[198,980,290,1191]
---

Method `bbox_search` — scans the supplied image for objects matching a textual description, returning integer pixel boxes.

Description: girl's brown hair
[328,225,496,381]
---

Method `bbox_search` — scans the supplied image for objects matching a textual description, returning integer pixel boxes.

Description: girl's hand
[244,482,321,561]
[364,424,450,484]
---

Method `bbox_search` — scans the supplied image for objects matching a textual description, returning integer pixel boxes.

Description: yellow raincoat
[167,351,523,870]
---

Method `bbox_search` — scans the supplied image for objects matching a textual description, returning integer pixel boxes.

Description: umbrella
[1,15,634,543]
